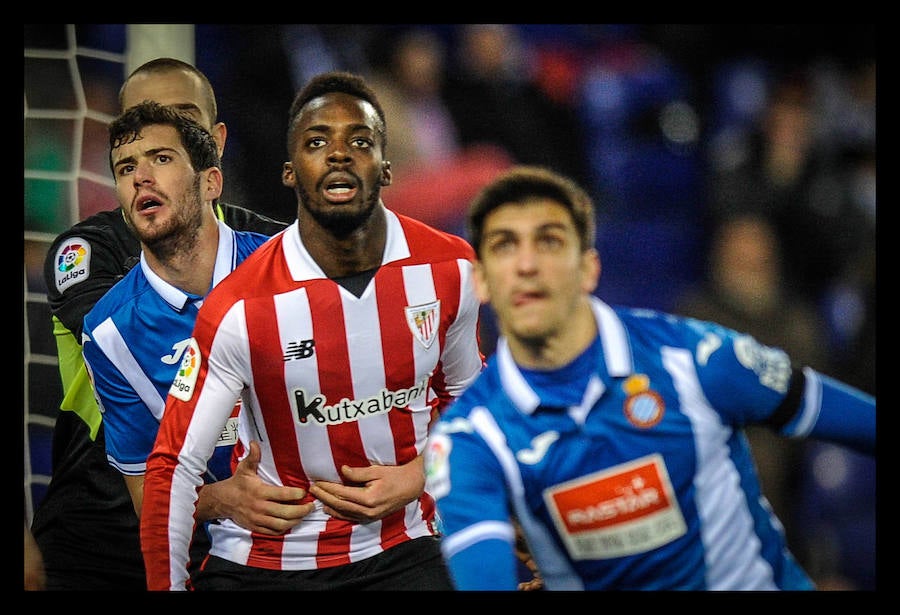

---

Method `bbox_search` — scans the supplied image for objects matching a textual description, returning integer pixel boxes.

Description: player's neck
[299,204,387,279]
[508,299,598,370]
[143,221,220,297]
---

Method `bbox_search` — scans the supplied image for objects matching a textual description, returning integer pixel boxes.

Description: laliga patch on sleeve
[424,433,452,500]
[733,335,791,394]
[54,237,92,293]
[169,338,201,401]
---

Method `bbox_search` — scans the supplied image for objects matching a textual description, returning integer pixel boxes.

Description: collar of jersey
[496,297,634,415]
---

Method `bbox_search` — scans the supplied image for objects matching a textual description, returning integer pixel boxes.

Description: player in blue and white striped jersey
[425,166,875,591]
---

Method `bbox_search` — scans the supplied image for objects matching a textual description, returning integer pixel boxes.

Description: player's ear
[379,160,392,186]
[282,162,295,187]
[204,166,223,201]
[581,248,601,294]
[211,122,227,159]
[473,260,491,305]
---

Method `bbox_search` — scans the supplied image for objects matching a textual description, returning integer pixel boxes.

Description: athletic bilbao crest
[405,300,440,349]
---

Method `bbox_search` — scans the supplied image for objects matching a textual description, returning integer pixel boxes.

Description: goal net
[23,24,194,525]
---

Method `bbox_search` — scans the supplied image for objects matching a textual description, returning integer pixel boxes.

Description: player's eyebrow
[112,146,177,170]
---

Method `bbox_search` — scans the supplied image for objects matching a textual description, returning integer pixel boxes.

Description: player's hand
[516,556,544,591]
[309,455,425,523]
[24,522,46,591]
[198,441,313,535]
[514,520,544,591]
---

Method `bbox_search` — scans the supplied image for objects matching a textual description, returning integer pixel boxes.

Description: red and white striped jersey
[141,209,485,590]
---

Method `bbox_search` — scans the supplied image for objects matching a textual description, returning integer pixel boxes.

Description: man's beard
[296,182,380,239]
[138,176,205,261]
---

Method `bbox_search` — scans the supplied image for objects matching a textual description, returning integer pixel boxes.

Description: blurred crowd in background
[198,24,875,369]
[26,24,877,589]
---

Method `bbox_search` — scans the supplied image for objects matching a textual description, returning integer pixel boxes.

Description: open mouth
[136,194,163,212]
[323,175,359,203]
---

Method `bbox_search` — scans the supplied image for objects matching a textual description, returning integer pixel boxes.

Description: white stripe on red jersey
[141,208,484,590]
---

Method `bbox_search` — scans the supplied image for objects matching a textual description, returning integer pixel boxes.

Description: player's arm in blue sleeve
[81,324,160,475]
[426,419,519,590]
[444,532,518,590]
[778,367,875,455]
[690,321,875,456]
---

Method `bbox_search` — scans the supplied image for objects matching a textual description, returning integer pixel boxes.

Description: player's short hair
[108,100,221,176]
[287,71,387,154]
[467,166,597,258]
[119,57,218,123]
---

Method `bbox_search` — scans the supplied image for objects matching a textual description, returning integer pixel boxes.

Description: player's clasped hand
[309,457,425,523]
[221,441,314,535]
[513,520,544,591]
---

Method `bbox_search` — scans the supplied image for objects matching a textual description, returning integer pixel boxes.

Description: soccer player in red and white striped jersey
[140,71,485,590]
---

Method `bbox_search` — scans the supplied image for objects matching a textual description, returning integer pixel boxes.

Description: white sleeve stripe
[93,317,165,420]
[470,406,525,496]
[106,454,146,475]
[441,520,514,557]
[790,366,823,438]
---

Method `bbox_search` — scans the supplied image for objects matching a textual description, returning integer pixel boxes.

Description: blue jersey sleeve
[426,412,519,590]
[687,320,795,425]
[82,324,160,474]
[782,368,875,455]
[446,537,520,590]
[684,318,875,455]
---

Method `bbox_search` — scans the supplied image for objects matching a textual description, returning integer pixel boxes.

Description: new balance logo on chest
[284,338,316,361]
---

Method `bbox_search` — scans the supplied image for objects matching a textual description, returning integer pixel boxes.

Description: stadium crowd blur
[35,24,876,590]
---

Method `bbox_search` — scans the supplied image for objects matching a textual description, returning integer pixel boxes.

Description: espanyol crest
[405,300,440,349]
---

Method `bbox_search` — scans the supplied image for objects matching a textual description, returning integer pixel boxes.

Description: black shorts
[191,535,453,591]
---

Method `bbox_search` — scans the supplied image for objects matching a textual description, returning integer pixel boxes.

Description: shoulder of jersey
[50,209,130,247]
[47,209,136,294]
[219,202,290,235]
[395,212,475,259]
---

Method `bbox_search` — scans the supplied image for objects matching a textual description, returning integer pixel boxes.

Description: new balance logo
[284,338,315,361]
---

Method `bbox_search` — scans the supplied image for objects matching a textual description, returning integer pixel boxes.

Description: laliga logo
[178,344,198,377]
[170,339,201,402]
[57,243,86,272]
[55,243,89,289]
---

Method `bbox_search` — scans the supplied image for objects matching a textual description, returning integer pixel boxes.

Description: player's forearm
[445,538,519,590]
[196,481,227,521]
[796,368,876,455]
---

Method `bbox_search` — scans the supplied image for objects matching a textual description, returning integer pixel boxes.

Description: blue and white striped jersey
[82,221,273,481]
[426,296,875,590]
